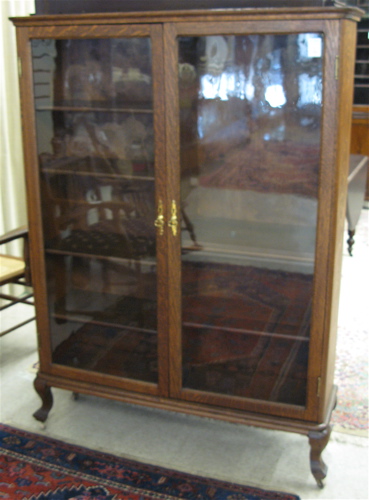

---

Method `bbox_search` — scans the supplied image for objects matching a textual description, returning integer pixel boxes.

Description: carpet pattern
[0,424,300,500]
[331,212,369,436]
[199,142,320,199]
[332,324,369,436]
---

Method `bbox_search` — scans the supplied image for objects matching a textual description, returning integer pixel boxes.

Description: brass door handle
[168,200,178,236]
[154,200,165,235]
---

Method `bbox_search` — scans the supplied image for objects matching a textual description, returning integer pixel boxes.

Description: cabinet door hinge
[317,376,322,397]
[18,57,22,78]
[335,56,339,80]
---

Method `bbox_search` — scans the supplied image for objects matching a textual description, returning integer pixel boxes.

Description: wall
[0,0,35,254]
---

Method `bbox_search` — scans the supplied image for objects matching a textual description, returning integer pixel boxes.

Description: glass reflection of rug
[182,262,313,406]
[199,142,320,198]
[52,296,158,384]
[52,262,313,406]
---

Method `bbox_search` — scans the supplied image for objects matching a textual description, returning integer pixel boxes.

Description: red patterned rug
[0,424,300,500]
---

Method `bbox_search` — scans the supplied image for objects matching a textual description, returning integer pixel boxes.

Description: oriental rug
[331,324,368,437]
[331,212,369,437]
[0,424,300,500]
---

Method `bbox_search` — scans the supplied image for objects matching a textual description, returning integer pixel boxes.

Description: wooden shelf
[36,102,154,114]
[53,312,157,335]
[45,247,157,265]
[42,166,155,182]
[183,320,310,343]
[40,156,155,180]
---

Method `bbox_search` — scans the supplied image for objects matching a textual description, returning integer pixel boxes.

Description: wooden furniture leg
[346,155,368,256]
[33,376,53,423]
[347,229,355,256]
[308,425,332,488]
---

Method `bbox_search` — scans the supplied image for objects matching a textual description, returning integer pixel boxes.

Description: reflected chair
[0,226,35,336]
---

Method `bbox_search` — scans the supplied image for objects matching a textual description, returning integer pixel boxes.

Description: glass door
[31,26,167,394]
[171,26,325,412]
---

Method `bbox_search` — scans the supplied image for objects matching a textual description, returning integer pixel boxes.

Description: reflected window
[197,33,323,112]
[265,84,286,108]
[298,74,323,107]
[298,33,323,61]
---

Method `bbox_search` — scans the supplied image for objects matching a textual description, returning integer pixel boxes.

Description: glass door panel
[178,33,323,405]
[32,37,158,383]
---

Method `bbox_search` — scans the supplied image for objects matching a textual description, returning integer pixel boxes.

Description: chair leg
[0,316,35,337]
[0,292,34,311]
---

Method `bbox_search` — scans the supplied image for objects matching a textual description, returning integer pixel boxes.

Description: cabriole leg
[33,376,53,423]
[308,425,332,488]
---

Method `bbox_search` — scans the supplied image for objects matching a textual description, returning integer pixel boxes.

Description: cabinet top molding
[12,4,364,27]
[32,0,365,15]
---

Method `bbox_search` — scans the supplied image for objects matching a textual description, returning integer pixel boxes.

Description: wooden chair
[0,226,35,336]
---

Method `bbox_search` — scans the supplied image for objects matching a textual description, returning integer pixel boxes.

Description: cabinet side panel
[319,18,357,421]
[15,26,52,368]
[303,20,340,422]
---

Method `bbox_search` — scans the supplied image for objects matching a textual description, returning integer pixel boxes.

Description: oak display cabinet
[11,2,362,487]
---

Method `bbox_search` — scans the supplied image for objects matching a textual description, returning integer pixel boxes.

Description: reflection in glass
[32,37,158,383]
[179,34,323,405]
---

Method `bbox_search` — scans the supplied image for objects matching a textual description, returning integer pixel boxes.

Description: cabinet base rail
[33,372,337,489]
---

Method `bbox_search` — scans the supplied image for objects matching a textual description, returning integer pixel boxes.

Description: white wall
[0,0,35,254]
